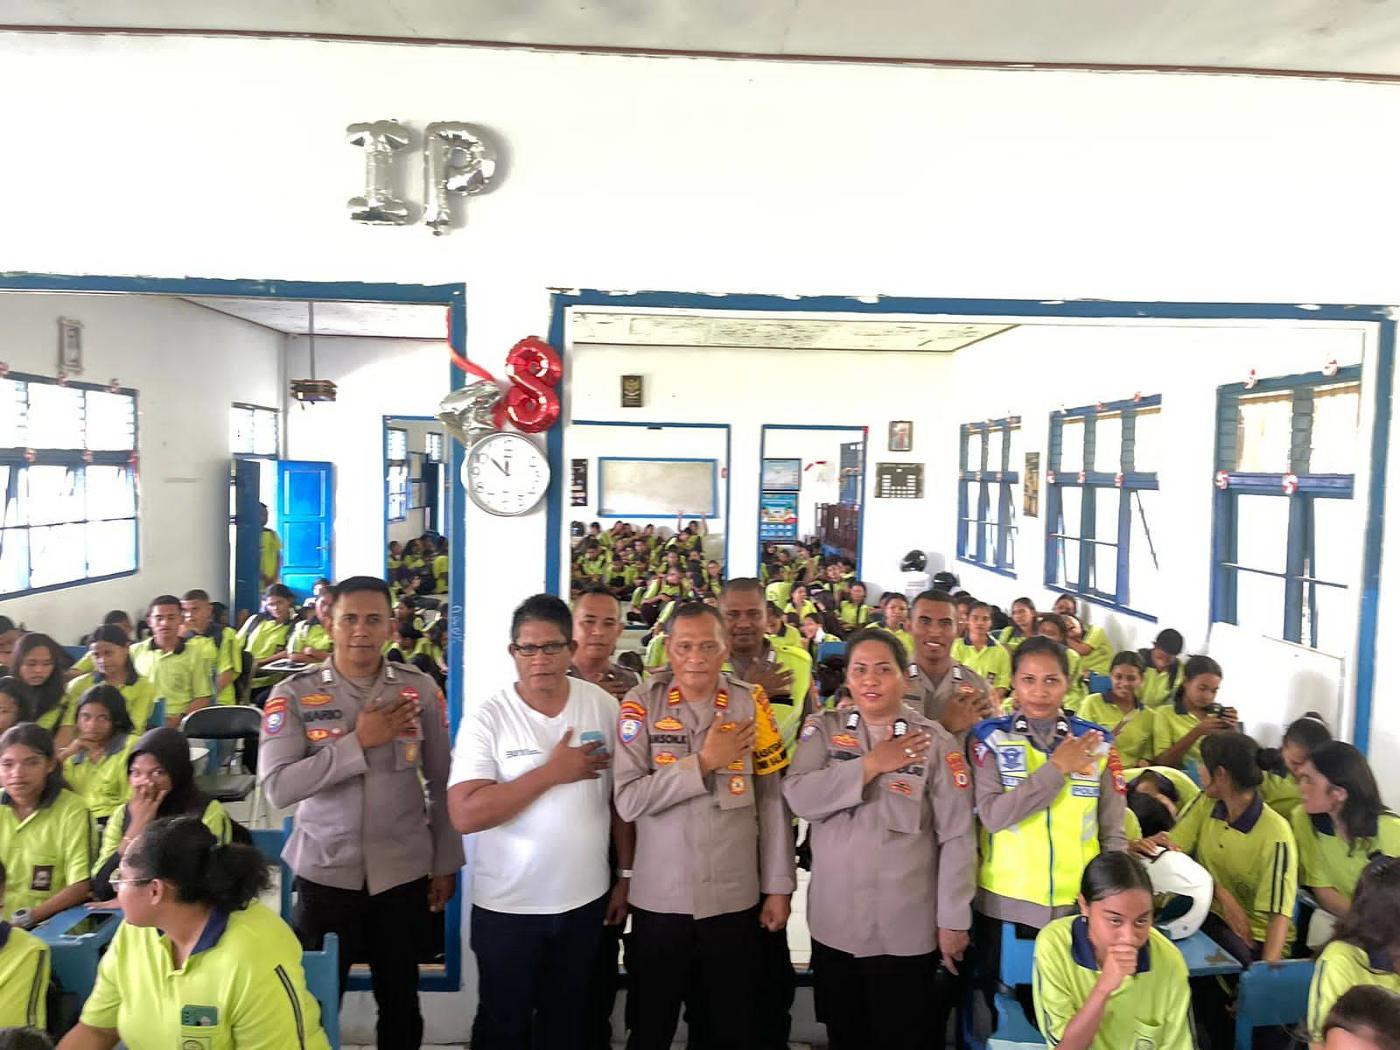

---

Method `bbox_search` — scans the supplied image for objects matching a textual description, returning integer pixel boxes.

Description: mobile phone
[580,729,609,755]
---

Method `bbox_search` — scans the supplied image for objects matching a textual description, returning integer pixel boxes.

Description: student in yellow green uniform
[0,680,20,736]
[578,541,609,581]
[180,589,243,706]
[1124,766,1200,828]
[65,610,137,682]
[1149,655,1232,780]
[1137,629,1185,709]
[1293,741,1400,920]
[1149,731,1297,964]
[1053,594,1114,678]
[701,559,725,598]
[62,624,159,735]
[783,583,818,623]
[259,502,281,588]
[1032,851,1194,1050]
[0,723,94,927]
[1035,614,1086,710]
[237,584,297,692]
[0,615,17,678]
[433,541,450,593]
[1307,855,1400,1046]
[1259,714,1336,823]
[1075,651,1156,768]
[997,597,1037,657]
[60,685,137,823]
[131,595,215,726]
[766,602,804,650]
[6,633,70,734]
[286,588,335,666]
[877,593,915,660]
[70,814,331,1050]
[401,537,427,574]
[837,581,872,633]
[0,859,49,1031]
[951,602,1013,699]
[91,727,233,901]
[387,539,404,575]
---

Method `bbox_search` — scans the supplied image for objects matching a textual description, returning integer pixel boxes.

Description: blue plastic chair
[816,640,845,662]
[148,697,166,729]
[303,931,341,1050]
[250,817,295,920]
[1086,672,1112,696]
[1233,958,1314,1049]
[30,905,122,996]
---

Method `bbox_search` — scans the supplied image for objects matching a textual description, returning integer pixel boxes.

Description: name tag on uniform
[30,865,53,891]
[181,1005,220,1027]
[1071,784,1101,798]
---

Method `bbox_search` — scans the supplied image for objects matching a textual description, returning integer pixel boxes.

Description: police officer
[614,603,796,1050]
[259,575,463,1050]
[904,590,993,739]
[784,628,976,1050]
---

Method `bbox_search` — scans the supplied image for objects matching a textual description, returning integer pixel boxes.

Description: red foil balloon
[493,336,562,433]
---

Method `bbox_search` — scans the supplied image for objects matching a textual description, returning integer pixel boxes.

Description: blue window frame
[957,417,1019,576]
[1211,367,1361,653]
[1045,395,1161,618]
[0,371,140,598]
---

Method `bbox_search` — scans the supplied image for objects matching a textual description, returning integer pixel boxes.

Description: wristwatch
[11,909,34,930]
[616,868,633,880]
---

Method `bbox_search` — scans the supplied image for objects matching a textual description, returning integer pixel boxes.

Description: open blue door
[230,459,262,623]
[278,460,334,602]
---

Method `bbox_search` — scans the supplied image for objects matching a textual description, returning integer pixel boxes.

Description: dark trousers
[812,939,941,1050]
[971,912,1039,1037]
[293,875,430,1050]
[585,914,625,1050]
[625,904,763,1050]
[756,925,795,1050]
[470,893,608,1050]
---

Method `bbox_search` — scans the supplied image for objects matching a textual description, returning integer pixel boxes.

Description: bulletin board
[598,457,718,518]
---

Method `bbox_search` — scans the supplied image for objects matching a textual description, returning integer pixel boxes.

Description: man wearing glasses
[447,593,623,1050]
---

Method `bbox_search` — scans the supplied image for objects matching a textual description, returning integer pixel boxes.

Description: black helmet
[900,550,928,573]
[932,571,960,591]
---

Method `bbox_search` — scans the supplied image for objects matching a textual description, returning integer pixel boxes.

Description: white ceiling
[6,0,1400,76]
[570,310,1015,353]
[182,297,448,338]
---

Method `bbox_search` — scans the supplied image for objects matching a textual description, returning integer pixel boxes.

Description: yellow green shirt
[80,900,331,1050]
[1139,661,1182,709]
[997,626,1033,657]
[725,640,814,757]
[1075,693,1156,768]
[1291,808,1400,902]
[838,601,871,631]
[260,527,282,582]
[1150,701,1208,777]
[288,620,332,656]
[1308,939,1400,1043]
[1169,792,1297,944]
[190,626,244,706]
[95,798,232,881]
[1076,625,1114,677]
[63,734,136,820]
[433,554,449,592]
[0,923,48,1029]
[1123,766,1201,811]
[0,788,95,916]
[238,616,294,686]
[130,638,214,720]
[1033,916,1194,1050]
[61,673,159,732]
[950,636,1013,692]
[1260,771,1302,820]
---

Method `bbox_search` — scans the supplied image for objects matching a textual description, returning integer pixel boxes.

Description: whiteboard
[1207,621,1346,746]
[598,458,718,518]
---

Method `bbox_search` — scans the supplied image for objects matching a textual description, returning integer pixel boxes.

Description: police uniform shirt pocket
[715,772,756,811]
[880,775,925,834]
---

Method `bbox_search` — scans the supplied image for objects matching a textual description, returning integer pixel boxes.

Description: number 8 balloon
[493,337,562,434]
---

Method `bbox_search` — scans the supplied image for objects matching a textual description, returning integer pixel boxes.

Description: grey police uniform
[905,661,990,728]
[783,704,976,958]
[258,658,464,893]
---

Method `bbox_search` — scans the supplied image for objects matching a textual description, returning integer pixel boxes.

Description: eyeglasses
[511,642,569,657]
[108,874,152,890]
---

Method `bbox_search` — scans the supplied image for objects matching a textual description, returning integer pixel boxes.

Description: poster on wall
[761,458,802,491]
[1024,452,1041,517]
[759,491,800,541]
[570,458,588,507]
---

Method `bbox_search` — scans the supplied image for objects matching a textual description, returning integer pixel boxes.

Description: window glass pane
[1233,569,1286,640]
[1093,488,1120,543]
[1131,407,1161,473]
[0,529,27,594]
[86,518,136,578]
[426,433,444,462]
[23,466,85,526]
[982,484,998,527]
[1235,391,1293,473]
[0,466,17,527]
[86,466,136,521]
[1057,538,1081,589]
[1005,426,1020,474]
[985,428,1004,474]
[0,379,26,446]
[1233,495,1289,574]
[26,383,85,449]
[966,430,984,471]
[230,406,252,454]
[1058,417,1085,473]
[1308,496,1355,585]
[1004,521,1017,570]
[388,428,408,462]
[1309,382,1361,475]
[1306,583,1352,658]
[1091,541,1119,597]
[28,523,85,589]
[1127,489,1160,612]
[1094,413,1123,473]
[252,408,279,456]
[1059,488,1083,537]
[85,390,136,451]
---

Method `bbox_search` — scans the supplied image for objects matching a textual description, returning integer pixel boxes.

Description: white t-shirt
[449,677,619,914]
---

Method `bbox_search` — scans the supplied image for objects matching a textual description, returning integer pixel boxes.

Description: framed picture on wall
[761,458,802,491]
[888,421,913,452]
[1024,451,1041,517]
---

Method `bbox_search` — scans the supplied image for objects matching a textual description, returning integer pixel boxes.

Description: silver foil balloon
[437,378,503,448]
[423,122,497,236]
[346,120,412,225]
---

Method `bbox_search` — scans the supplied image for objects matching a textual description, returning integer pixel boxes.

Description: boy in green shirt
[130,595,214,724]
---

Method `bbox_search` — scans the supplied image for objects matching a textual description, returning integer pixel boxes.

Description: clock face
[463,432,551,516]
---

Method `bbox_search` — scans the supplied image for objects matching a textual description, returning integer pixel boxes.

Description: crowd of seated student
[387,533,449,605]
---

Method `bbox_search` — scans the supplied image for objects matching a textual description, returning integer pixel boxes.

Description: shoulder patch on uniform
[1107,745,1127,794]
[946,751,970,791]
[800,722,819,739]
[971,739,991,766]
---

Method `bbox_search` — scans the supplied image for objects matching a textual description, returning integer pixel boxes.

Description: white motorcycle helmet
[1145,849,1213,940]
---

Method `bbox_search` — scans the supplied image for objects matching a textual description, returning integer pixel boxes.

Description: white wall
[0,292,282,644]
[282,337,451,583]
[385,416,448,552]
[3,30,1400,1035]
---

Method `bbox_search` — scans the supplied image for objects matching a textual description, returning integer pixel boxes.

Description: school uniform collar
[1069,916,1152,973]
[148,637,188,657]
[1210,794,1265,833]
[1309,812,1338,837]
[960,633,1000,649]
[190,908,231,956]
[69,733,131,765]
[91,664,139,687]
[1365,944,1395,972]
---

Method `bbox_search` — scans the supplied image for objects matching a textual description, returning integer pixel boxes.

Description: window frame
[229,402,281,459]
[1211,366,1361,650]
[956,416,1020,578]
[1044,394,1161,622]
[425,432,444,463]
[387,426,409,522]
[0,370,141,599]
